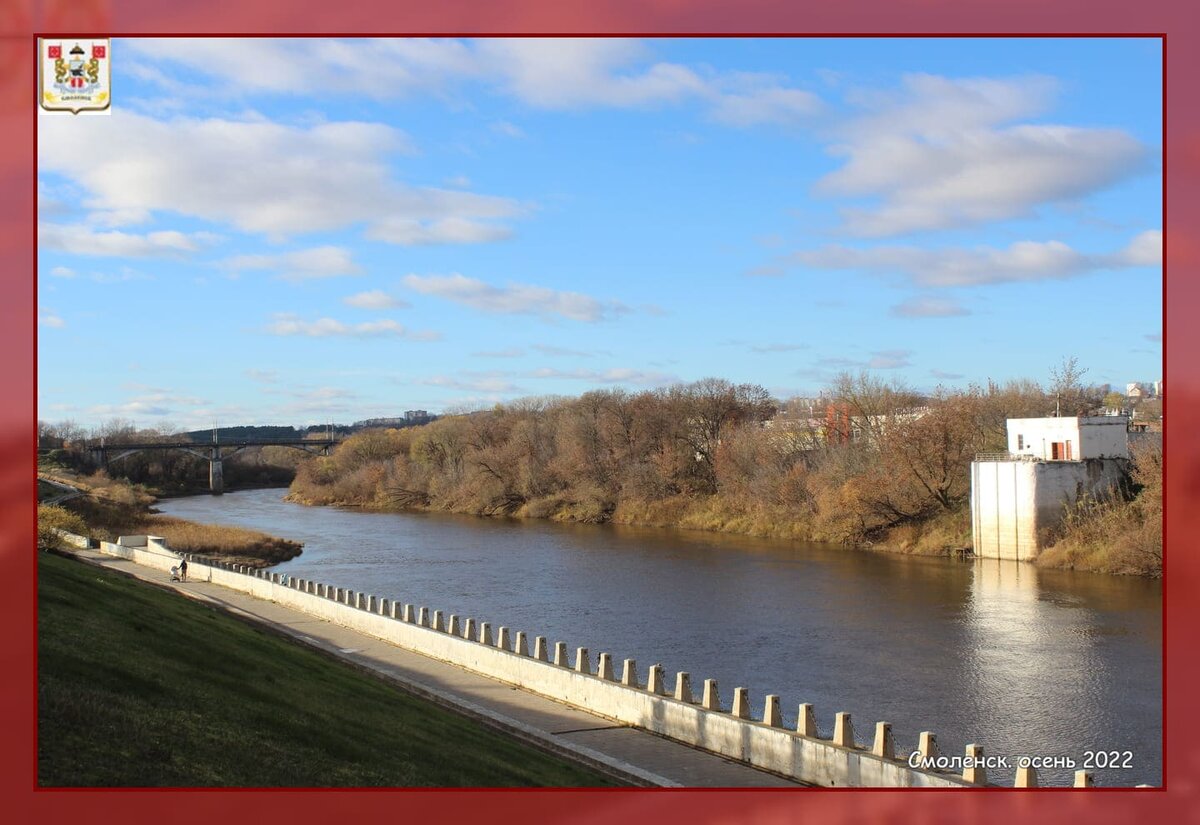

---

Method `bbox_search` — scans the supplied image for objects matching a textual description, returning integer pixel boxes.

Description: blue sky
[37,37,1162,430]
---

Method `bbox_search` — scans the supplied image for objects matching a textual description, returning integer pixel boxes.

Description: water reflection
[157,489,1161,786]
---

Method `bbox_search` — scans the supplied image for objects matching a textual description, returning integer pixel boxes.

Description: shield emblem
[40,38,111,115]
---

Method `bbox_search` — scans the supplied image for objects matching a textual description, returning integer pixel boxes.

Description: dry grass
[1036,442,1161,577]
[876,506,972,557]
[1035,494,1161,577]
[612,495,816,541]
[138,515,303,567]
[40,468,302,568]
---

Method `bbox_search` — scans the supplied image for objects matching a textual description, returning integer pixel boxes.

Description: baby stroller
[170,565,181,581]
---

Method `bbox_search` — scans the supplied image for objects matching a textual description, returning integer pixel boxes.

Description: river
[157,488,1162,787]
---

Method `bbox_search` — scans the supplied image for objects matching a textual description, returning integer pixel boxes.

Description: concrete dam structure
[971,416,1132,561]
[72,531,1104,788]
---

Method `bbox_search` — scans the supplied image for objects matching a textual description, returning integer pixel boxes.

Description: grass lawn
[37,551,617,787]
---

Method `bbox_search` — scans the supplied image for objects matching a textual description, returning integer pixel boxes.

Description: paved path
[63,548,804,788]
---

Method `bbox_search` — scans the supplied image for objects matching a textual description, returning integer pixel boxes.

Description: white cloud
[343,290,411,310]
[491,120,525,138]
[264,313,438,339]
[124,38,821,127]
[706,80,822,127]
[87,390,209,419]
[258,385,362,416]
[473,347,525,358]
[815,74,1151,235]
[245,369,278,383]
[811,349,913,371]
[39,111,523,243]
[890,296,970,318]
[531,344,603,358]
[477,39,707,109]
[1115,229,1162,266]
[529,367,677,386]
[38,222,210,257]
[124,38,483,99]
[749,342,809,353]
[90,266,152,284]
[866,349,912,369]
[472,347,525,358]
[402,273,629,322]
[223,246,360,281]
[366,216,513,246]
[931,369,965,380]
[793,231,1161,288]
[38,307,65,328]
[49,266,75,278]
[422,373,524,393]
[38,181,71,216]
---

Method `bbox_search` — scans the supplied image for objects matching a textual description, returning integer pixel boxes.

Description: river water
[157,488,1162,787]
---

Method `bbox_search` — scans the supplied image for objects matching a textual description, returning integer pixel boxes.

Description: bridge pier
[79,437,338,494]
[209,453,224,495]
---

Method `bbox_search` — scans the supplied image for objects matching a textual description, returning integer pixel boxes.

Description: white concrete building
[971,416,1131,561]
[1005,415,1129,461]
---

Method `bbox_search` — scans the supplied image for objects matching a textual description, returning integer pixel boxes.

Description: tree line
[287,363,1143,550]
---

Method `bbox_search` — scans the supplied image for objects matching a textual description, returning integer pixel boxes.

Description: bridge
[88,437,340,494]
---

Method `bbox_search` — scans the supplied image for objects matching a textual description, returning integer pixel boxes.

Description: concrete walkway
[62,548,803,788]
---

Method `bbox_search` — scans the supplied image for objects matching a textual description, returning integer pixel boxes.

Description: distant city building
[1126,382,1146,398]
[404,410,429,422]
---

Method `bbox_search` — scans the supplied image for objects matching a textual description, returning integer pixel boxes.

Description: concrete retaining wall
[77,532,996,787]
[51,528,92,549]
[971,458,1129,561]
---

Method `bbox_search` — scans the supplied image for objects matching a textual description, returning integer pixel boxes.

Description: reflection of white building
[971,417,1130,561]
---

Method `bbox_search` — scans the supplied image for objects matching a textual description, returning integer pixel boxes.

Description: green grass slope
[37,552,615,787]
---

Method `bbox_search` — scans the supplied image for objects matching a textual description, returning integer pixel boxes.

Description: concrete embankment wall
[971,458,1129,561]
[79,533,995,787]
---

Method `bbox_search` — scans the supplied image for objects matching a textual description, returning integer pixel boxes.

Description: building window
[1017,434,1024,450]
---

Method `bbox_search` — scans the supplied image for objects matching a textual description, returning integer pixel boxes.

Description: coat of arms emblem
[40,39,111,114]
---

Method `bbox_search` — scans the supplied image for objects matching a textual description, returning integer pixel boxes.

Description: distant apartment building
[404,410,430,422]
[1125,380,1162,399]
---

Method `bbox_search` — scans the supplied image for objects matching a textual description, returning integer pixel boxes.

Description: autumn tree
[1049,357,1103,416]
[668,378,776,494]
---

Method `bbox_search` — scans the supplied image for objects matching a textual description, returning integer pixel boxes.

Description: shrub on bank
[1036,441,1162,577]
[38,469,303,568]
[37,505,88,550]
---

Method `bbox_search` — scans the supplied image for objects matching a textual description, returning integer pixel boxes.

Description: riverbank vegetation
[37,420,303,494]
[38,551,614,787]
[284,366,1162,576]
[1036,440,1162,576]
[35,468,302,567]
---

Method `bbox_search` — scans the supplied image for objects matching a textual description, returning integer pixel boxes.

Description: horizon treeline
[286,365,1130,546]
